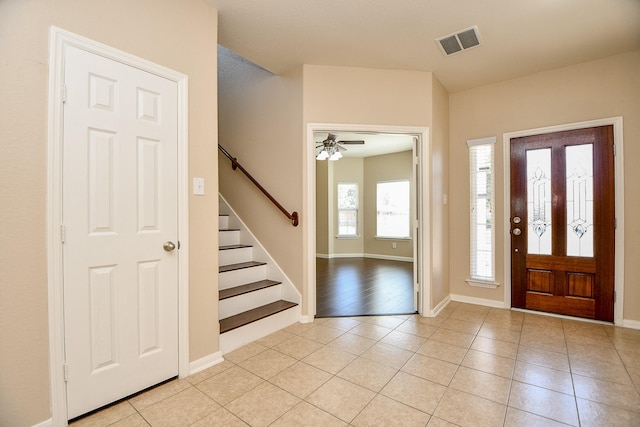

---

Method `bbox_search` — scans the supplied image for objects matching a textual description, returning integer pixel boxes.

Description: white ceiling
[314,132,414,158]
[207,0,640,93]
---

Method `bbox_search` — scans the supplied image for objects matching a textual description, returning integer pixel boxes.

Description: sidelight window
[468,137,496,284]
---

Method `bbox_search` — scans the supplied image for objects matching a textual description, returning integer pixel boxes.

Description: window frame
[467,137,499,288]
[336,182,359,237]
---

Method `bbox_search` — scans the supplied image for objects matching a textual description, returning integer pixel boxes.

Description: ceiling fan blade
[336,144,348,151]
[339,140,365,144]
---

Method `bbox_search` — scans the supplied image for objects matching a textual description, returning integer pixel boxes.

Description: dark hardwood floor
[315,257,416,317]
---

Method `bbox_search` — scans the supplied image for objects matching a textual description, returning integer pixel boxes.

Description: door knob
[513,216,521,224]
[163,241,176,252]
[512,228,522,236]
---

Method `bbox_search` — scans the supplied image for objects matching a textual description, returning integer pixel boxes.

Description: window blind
[468,137,496,282]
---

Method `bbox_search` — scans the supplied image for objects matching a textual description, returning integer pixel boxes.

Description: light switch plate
[193,177,205,196]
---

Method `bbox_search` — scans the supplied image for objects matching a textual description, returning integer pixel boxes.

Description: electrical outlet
[392,242,397,249]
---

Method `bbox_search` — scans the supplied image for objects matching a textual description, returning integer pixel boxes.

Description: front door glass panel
[526,148,552,255]
[566,143,594,257]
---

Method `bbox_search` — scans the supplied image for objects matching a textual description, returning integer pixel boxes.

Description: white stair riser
[219,305,300,355]
[219,265,267,290]
[219,230,241,246]
[219,215,229,229]
[218,247,254,266]
[219,285,282,319]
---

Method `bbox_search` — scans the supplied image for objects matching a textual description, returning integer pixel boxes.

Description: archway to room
[312,129,421,317]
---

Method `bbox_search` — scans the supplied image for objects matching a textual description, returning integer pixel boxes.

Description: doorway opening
[306,125,429,318]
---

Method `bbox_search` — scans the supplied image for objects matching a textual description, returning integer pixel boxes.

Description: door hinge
[62,84,67,104]
[614,290,617,303]
[63,364,69,382]
[615,218,617,229]
[613,144,616,156]
[60,224,66,244]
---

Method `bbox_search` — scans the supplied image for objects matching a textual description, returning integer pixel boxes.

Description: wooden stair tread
[220,300,298,333]
[219,244,252,251]
[219,260,266,273]
[219,279,281,300]
[219,228,240,232]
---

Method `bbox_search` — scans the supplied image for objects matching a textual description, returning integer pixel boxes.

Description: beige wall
[449,50,640,321]
[364,151,414,259]
[315,159,329,255]
[0,0,219,425]
[303,65,434,126]
[431,75,451,309]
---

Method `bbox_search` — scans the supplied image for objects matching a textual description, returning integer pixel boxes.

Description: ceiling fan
[316,133,365,160]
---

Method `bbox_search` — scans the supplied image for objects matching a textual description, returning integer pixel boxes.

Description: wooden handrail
[219,145,299,227]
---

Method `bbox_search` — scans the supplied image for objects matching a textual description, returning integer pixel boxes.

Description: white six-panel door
[62,45,179,419]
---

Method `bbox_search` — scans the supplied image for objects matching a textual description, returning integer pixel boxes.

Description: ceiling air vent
[436,25,481,56]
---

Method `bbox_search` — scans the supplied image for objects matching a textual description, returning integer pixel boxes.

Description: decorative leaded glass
[527,148,552,255]
[566,144,594,257]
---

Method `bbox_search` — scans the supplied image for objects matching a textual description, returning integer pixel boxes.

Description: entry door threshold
[510,307,613,325]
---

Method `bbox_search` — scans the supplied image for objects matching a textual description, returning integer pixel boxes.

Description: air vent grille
[436,26,481,56]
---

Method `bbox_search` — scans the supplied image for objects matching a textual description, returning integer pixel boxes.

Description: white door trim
[304,123,430,320]
[502,117,625,325]
[46,27,189,424]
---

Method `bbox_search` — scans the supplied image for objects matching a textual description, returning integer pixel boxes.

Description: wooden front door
[510,126,615,321]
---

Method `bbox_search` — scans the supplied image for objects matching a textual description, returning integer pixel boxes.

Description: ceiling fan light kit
[316,133,365,161]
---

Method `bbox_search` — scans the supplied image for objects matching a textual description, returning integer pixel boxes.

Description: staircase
[218,196,300,355]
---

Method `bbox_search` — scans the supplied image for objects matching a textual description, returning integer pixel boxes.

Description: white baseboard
[427,295,451,317]
[363,253,413,262]
[300,314,315,323]
[323,253,363,259]
[32,419,53,427]
[622,319,640,330]
[450,294,507,309]
[188,351,224,376]
[316,253,413,262]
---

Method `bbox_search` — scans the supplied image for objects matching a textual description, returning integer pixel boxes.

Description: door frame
[46,27,189,423]
[304,123,430,320]
[502,117,625,325]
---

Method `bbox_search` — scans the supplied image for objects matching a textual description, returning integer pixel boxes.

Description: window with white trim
[468,137,496,284]
[376,180,411,238]
[337,182,358,236]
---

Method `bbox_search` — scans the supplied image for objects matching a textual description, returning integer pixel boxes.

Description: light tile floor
[71,302,640,426]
